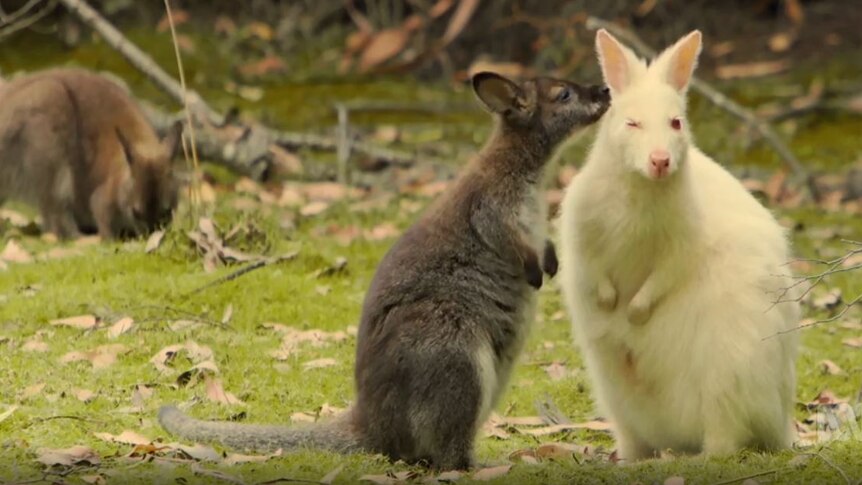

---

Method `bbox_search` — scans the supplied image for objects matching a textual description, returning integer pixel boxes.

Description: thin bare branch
[0,0,56,41]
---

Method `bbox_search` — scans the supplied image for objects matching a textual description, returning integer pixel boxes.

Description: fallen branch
[186,251,299,296]
[585,17,820,201]
[58,0,434,179]
[139,102,437,179]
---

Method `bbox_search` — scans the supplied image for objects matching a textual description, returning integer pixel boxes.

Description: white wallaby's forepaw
[627,293,652,325]
[596,278,618,311]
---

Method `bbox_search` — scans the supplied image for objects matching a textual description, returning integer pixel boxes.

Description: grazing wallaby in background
[558,30,799,460]
[159,72,610,470]
[0,68,181,239]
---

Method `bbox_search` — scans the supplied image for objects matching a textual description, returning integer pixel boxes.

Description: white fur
[558,30,799,460]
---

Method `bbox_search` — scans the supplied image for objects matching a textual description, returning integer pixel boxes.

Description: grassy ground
[1,21,861,485]
[1,171,861,484]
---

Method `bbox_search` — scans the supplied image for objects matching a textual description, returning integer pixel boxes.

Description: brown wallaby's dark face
[472,72,611,148]
[118,121,181,233]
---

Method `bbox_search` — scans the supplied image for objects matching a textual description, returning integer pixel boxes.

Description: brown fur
[0,68,181,239]
[159,73,610,470]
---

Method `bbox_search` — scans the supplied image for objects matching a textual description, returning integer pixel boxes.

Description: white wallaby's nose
[649,149,671,179]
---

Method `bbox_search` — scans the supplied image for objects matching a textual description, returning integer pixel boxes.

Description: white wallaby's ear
[595,29,641,95]
[472,72,524,114]
[654,30,702,92]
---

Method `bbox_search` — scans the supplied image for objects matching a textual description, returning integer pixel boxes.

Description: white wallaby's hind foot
[558,28,799,460]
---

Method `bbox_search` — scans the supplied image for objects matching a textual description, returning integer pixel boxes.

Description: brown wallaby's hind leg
[408,346,481,470]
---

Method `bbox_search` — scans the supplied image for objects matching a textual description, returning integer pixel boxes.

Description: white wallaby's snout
[649,148,671,179]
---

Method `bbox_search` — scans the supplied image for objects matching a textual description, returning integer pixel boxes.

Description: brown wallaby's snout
[472,72,611,147]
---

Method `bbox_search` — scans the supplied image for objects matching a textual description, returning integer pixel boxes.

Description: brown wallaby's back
[0,68,181,239]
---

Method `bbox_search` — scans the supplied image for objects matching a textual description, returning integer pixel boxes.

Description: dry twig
[768,240,862,338]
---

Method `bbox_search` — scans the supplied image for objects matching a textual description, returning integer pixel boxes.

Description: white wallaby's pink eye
[625,119,640,128]
[670,117,682,130]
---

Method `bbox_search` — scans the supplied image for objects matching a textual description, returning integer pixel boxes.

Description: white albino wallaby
[558,29,800,460]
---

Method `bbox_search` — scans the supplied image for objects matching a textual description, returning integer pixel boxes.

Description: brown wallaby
[159,72,610,470]
[0,68,181,239]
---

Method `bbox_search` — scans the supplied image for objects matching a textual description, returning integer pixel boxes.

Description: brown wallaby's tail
[158,405,361,453]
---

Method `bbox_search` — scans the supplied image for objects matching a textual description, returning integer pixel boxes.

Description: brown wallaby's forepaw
[525,252,543,289]
[543,240,558,278]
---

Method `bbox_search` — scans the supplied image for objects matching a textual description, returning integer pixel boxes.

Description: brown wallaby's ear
[116,127,136,167]
[162,120,183,162]
[472,72,524,115]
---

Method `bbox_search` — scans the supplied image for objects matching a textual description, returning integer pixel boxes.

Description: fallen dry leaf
[50,314,98,330]
[131,384,154,408]
[20,382,46,401]
[145,230,165,253]
[267,325,351,360]
[269,145,304,176]
[21,337,49,353]
[166,442,222,462]
[543,361,569,382]
[151,341,214,374]
[664,477,685,485]
[73,389,97,403]
[204,375,245,405]
[536,442,584,460]
[435,470,462,482]
[302,358,338,370]
[715,60,790,80]
[290,411,317,423]
[360,28,410,72]
[842,337,862,349]
[60,344,127,370]
[42,247,83,261]
[364,222,400,241]
[508,448,539,464]
[238,55,286,78]
[156,9,189,32]
[36,445,100,467]
[106,317,134,339]
[1,240,33,263]
[0,208,31,226]
[94,430,152,446]
[768,31,796,52]
[299,201,330,217]
[223,449,282,466]
[473,465,512,481]
[813,288,842,311]
[820,360,846,375]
